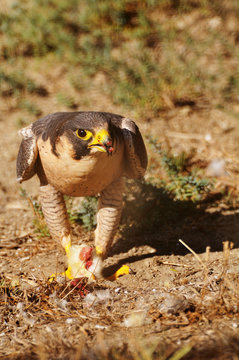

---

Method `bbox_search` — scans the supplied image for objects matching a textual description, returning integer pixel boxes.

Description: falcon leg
[39,184,72,253]
[95,178,124,259]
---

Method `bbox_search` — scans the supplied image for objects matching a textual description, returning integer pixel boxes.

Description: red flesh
[79,246,93,262]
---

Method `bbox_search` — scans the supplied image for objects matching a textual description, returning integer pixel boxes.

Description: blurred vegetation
[3,0,238,233]
[67,196,98,231]
[1,0,239,116]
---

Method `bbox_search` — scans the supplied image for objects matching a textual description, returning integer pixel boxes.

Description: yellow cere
[88,128,111,152]
[94,129,110,143]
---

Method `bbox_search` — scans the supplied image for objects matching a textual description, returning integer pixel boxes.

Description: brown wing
[111,117,148,179]
[16,113,58,183]
[16,124,38,183]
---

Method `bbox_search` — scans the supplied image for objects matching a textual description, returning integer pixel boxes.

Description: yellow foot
[50,264,130,282]
[49,244,97,282]
[49,242,130,282]
[49,266,73,282]
[107,265,130,281]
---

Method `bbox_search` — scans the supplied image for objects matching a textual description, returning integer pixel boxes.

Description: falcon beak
[88,129,114,154]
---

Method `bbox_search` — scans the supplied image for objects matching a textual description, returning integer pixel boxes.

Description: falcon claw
[49,273,56,283]
[64,266,74,280]
[107,265,130,281]
[49,266,73,283]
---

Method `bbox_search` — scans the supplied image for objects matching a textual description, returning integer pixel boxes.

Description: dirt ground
[1,98,239,360]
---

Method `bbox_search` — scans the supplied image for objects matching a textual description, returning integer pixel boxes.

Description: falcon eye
[75,129,92,141]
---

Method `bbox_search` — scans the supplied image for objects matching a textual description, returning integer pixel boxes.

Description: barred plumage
[40,184,71,240]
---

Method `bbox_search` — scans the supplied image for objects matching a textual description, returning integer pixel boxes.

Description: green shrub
[148,137,213,202]
[68,197,98,231]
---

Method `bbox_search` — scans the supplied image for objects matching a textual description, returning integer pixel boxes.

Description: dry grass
[1,237,239,359]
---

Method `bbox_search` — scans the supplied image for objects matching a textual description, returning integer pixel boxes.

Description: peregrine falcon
[16,112,148,277]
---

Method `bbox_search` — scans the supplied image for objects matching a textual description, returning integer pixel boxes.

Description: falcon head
[34,112,119,160]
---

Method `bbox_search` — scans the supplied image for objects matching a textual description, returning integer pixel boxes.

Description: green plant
[18,99,42,116]
[2,0,239,116]
[56,92,77,109]
[148,137,213,202]
[68,197,98,231]
[0,0,80,58]
[20,188,50,238]
[0,69,47,97]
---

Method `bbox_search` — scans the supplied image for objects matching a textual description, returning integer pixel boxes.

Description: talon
[49,273,56,283]
[107,265,130,281]
[64,266,73,280]
[49,267,73,282]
